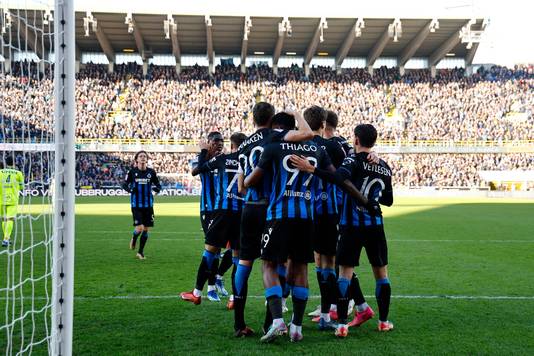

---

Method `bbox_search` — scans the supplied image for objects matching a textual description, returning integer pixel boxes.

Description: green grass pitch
[1,196,534,355]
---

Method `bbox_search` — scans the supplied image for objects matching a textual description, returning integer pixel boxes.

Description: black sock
[317,268,329,314]
[324,270,337,314]
[207,257,220,286]
[350,273,366,306]
[291,286,308,326]
[217,249,233,277]
[267,296,283,320]
[376,278,391,321]
[263,303,273,332]
[337,277,351,324]
[194,250,216,291]
[233,264,251,331]
[131,230,141,244]
[138,231,148,254]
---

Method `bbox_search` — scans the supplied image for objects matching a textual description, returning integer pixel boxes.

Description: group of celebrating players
[122,102,394,342]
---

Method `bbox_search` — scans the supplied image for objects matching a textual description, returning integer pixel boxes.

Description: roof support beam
[241,16,252,71]
[335,20,359,69]
[429,20,470,67]
[465,19,488,66]
[366,26,390,68]
[205,15,214,70]
[304,19,323,66]
[273,34,285,68]
[168,16,181,66]
[75,44,81,61]
[94,24,115,64]
[131,16,146,60]
[398,20,432,68]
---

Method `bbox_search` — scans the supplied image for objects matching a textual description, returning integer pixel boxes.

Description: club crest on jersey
[147,173,151,178]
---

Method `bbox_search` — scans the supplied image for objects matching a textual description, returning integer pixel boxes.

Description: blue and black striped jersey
[337,153,393,227]
[197,151,244,212]
[329,136,353,157]
[123,167,161,208]
[194,150,218,213]
[238,128,287,202]
[258,141,331,221]
[312,135,346,216]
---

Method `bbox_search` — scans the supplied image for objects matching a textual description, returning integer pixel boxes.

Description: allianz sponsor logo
[226,192,244,200]
[283,189,312,200]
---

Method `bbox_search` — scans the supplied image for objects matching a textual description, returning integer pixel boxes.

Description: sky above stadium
[11,0,534,65]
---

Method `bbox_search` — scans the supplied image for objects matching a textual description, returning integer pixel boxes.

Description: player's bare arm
[283,110,314,142]
[243,167,264,188]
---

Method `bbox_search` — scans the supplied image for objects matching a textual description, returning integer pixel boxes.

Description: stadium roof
[2,1,487,68]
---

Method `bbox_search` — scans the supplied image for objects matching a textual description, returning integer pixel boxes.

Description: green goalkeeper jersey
[0,168,24,206]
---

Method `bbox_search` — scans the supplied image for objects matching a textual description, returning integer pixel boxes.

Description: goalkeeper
[0,156,24,247]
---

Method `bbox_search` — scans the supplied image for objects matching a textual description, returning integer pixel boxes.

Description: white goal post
[52,0,75,355]
[49,0,76,355]
[0,0,75,355]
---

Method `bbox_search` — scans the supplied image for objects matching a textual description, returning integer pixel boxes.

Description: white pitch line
[74,238,534,243]
[3,295,533,301]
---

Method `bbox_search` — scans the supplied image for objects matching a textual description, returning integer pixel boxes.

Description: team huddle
[123,102,394,342]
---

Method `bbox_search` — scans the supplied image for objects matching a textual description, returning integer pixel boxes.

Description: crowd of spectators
[1,61,533,189]
[1,62,532,142]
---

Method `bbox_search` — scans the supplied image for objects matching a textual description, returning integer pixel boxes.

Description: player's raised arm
[121,170,133,193]
[289,154,371,208]
[282,110,313,142]
[191,142,209,176]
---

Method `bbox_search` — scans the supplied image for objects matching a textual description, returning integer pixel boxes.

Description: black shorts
[261,219,314,264]
[313,214,339,256]
[205,211,241,249]
[131,207,154,227]
[200,211,212,235]
[337,225,388,267]
[239,202,267,261]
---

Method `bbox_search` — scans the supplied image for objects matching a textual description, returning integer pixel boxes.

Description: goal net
[1,1,75,355]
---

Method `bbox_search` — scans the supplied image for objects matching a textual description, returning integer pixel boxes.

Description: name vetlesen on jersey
[362,162,392,176]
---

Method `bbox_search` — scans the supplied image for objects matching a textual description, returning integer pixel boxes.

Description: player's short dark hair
[326,110,338,129]
[303,105,327,131]
[207,131,224,142]
[1,155,14,168]
[354,124,377,148]
[271,112,295,130]
[134,150,148,162]
[230,132,247,147]
[252,102,275,127]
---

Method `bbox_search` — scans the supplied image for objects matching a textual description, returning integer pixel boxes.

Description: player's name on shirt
[279,142,318,152]
[362,161,392,176]
[238,131,265,150]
